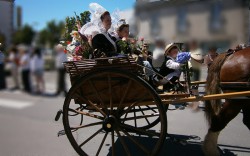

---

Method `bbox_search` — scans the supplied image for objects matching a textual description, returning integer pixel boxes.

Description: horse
[202,47,250,156]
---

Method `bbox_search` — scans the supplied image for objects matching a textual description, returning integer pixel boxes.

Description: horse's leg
[242,102,250,130]
[203,100,242,156]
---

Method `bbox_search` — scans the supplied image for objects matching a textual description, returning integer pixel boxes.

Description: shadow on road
[107,133,249,156]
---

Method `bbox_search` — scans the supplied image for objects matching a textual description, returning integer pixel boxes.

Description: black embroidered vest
[158,57,175,79]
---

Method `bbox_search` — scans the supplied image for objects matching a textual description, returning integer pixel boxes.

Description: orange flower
[64,49,67,53]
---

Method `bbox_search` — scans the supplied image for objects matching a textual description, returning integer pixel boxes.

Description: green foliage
[38,20,65,48]
[64,16,77,41]
[117,40,129,54]
[63,11,91,41]
[13,24,35,45]
[36,11,91,48]
[79,11,91,26]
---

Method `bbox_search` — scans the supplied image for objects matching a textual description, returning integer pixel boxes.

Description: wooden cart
[57,56,250,156]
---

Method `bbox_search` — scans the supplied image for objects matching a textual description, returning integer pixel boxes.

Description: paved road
[0,70,249,156]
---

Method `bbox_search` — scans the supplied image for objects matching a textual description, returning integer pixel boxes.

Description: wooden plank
[190,81,206,85]
[159,92,189,99]
[162,90,250,104]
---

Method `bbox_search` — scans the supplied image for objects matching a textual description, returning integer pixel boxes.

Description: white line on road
[0,99,33,109]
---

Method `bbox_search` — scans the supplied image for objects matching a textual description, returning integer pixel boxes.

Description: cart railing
[63,56,139,78]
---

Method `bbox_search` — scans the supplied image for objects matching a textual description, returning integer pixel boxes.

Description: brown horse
[203,47,250,156]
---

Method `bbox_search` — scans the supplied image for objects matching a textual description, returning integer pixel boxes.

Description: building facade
[135,0,250,52]
[0,0,15,48]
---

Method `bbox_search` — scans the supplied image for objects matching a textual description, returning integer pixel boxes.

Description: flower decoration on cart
[60,11,93,61]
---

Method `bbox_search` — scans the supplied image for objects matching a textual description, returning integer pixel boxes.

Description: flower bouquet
[60,11,92,61]
[116,37,131,54]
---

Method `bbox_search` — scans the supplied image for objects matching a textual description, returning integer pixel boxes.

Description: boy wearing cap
[155,43,183,91]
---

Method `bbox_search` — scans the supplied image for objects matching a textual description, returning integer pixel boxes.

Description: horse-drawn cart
[56,55,250,156]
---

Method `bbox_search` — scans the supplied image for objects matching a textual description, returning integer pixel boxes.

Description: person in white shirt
[18,45,31,93]
[152,38,165,70]
[54,44,68,96]
[8,46,20,90]
[30,48,45,94]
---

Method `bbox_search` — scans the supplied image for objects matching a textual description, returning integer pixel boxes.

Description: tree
[12,24,35,45]
[64,11,91,41]
[37,11,91,48]
[38,20,65,48]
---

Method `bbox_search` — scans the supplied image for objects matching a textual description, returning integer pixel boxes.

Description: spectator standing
[0,43,6,90]
[55,44,67,96]
[142,43,152,64]
[152,38,165,70]
[189,40,203,81]
[18,45,31,93]
[8,46,20,90]
[30,48,45,94]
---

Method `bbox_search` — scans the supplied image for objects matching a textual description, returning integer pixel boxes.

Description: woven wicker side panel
[64,57,139,79]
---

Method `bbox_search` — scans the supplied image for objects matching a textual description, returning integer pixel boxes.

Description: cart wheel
[63,69,167,156]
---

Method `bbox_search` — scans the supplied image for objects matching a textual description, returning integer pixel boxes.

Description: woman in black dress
[91,11,117,57]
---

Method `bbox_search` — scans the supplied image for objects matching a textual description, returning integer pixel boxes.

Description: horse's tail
[205,53,227,124]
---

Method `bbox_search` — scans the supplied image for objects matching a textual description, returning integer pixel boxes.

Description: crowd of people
[0,43,68,96]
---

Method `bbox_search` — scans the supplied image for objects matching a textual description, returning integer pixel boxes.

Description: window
[177,7,188,34]
[209,2,223,33]
[150,13,161,36]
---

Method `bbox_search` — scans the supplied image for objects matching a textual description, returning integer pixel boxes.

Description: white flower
[122,37,127,41]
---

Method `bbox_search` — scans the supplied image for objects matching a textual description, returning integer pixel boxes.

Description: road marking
[0,99,33,109]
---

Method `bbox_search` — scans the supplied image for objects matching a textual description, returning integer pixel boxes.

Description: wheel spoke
[138,106,150,125]
[120,123,160,137]
[133,107,137,128]
[121,113,159,122]
[120,128,150,155]
[70,121,103,131]
[68,105,84,116]
[115,129,131,156]
[119,93,149,117]
[108,74,113,114]
[88,80,107,110]
[96,132,108,156]
[74,93,106,116]
[117,80,132,109]
[79,128,103,147]
[122,112,129,124]
[68,108,104,120]
[111,131,115,156]
[146,105,157,113]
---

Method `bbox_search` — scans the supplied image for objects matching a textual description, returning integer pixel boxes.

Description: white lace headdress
[80,3,107,36]
[80,3,122,37]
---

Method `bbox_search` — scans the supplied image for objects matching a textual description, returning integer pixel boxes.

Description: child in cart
[153,43,190,92]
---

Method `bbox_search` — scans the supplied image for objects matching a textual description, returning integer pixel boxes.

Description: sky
[15,0,136,31]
